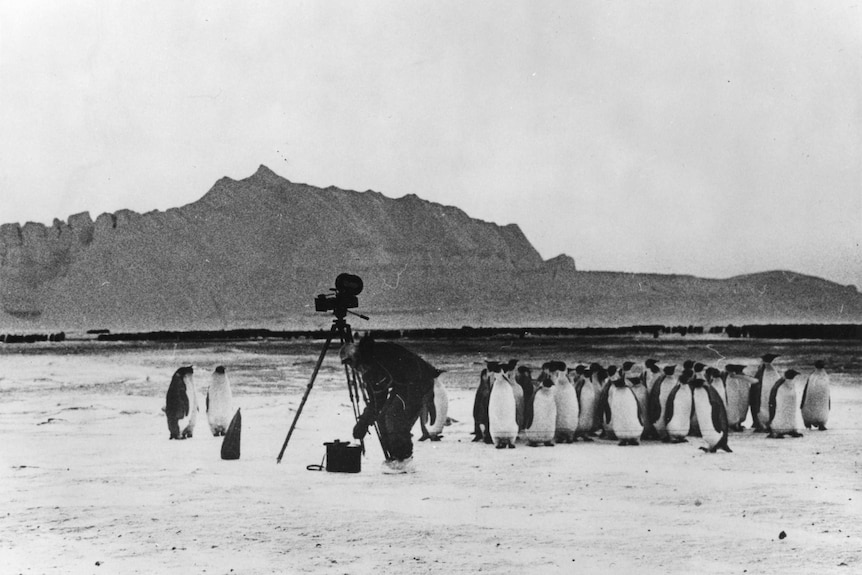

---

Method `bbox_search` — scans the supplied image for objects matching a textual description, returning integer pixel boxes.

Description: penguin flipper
[524,390,535,430]
[799,380,809,410]
[631,388,644,427]
[426,390,437,427]
[707,385,728,433]
[647,376,664,424]
[664,384,679,425]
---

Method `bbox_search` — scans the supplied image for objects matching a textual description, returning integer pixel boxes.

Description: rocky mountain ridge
[2,165,860,331]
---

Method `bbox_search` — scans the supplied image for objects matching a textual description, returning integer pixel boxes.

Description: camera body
[314,273,363,313]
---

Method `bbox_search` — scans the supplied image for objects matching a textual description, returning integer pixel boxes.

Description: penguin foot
[544,441,555,447]
[789,431,803,438]
[471,435,483,443]
[419,435,429,442]
[528,442,539,447]
[753,428,768,434]
[495,444,506,449]
[818,425,827,431]
[699,446,714,453]
[581,436,595,443]
[430,435,443,441]
[767,433,784,439]
[507,443,516,449]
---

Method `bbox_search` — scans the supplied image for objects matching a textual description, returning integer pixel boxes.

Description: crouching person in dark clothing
[340,336,442,474]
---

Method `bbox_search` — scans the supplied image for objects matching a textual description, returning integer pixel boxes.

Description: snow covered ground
[1,337,860,574]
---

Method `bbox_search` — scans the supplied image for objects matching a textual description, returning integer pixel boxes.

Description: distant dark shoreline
[1,323,860,344]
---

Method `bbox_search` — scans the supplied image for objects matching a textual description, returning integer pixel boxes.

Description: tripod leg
[276,331,335,463]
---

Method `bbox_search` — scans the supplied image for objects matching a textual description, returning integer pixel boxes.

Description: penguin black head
[683,360,694,370]
[627,377,643,387]
[693,362,706,373]
[679,369,694,383]
[724,364,746,375]
[784,369,800,380]
[645,359,660,373]
[814,360,826,370]
[574,364,586,375]
[622,361,635,372]
[589,362,603,372]
[612,378,628,388]
[505,359,519,372]
[607,365,618,377]
[706,367,721,380]
[486,361,502,373]
[176,365,194,377]
[215,366,226,374]
[542,379,555,388]
[549,360,567,373]
[689,378,705,388]
[761,353,780,363]
[595,368,609,383]
[662,365,677,375]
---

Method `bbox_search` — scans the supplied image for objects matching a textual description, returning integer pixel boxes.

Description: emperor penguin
[664,370,693,443]
[607,377,644,446]
[688,363,706,437]
[643,359,662,395]
[691,377,732,453]
[768,369,804,439]
[705,367,727,406]
[515,366,534,411]
[551,361,579,443]
[754,353,781,432]
[629,371,649,439]
[723,364,755,431]
[165,366,197,439]
[598,365,618,439]
[488,363,518,448]
[574,364,602,441]
[524,376,557,446]
[801,360,831,431]
[419,374,449,441]
[472,365,494,443]
[206,366,234,437]
[648,364,677,441]
[505,359,525,433]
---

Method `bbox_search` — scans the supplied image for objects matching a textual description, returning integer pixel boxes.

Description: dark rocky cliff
[1,165,860,331]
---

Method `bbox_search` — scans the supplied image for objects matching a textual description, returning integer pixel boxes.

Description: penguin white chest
[693,387,722,447]
[666,386,692,438]
[489,374,518,443]
[609,386,641,440]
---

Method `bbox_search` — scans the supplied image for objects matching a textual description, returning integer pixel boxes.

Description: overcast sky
[1,1,860,288]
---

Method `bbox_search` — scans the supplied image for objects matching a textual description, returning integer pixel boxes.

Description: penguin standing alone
[801,360,831,431]
[768,369,804,439]
[207,365,234,436]
[165,366,197,440]
[691,377,732,453]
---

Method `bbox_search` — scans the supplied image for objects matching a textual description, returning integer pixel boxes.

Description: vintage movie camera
[314,273,363,314]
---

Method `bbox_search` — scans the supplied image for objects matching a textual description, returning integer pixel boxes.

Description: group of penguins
[466,353,832,453]
[164,365,241,459]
